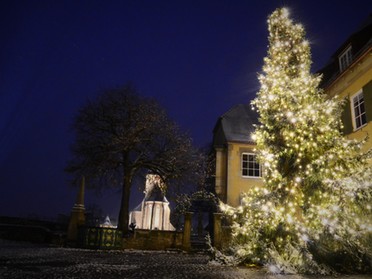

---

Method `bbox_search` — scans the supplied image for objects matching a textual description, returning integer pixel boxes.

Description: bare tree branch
[66,84,202,234]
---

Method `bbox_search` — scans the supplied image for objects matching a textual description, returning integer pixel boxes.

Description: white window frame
[241,153,261,178]
[351,90,367,131]
[338,46,352,72]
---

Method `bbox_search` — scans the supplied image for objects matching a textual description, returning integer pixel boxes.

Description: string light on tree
[220,7,372,274]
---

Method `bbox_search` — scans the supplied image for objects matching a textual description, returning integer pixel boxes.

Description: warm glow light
[221,6,372,275]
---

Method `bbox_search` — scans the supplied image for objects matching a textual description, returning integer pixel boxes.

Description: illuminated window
[338,46,352,72]
[351,90,367,130]
[242,153,261,177]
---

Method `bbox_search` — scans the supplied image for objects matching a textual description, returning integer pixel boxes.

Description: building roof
[130,174,169,213]
[318,14,372,88]
[144,185,168,202]
[213,103,258,146]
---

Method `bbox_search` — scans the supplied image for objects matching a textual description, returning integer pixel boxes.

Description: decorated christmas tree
[221,8,372,274]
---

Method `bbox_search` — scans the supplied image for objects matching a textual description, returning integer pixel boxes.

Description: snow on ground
[1,240,372,279]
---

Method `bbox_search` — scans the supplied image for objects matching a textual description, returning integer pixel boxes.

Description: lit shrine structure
[129,174,175,231]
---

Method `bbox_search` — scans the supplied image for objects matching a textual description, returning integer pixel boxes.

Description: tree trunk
[118,172,132,236]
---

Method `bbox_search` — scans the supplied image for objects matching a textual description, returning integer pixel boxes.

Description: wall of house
[215,147,227,202]
[225,142,263,207]
[324,49,372,157]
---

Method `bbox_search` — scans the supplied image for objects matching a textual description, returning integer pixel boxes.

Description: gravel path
[1,240,372,279]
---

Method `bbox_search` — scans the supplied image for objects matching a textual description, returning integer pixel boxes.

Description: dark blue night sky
[1,0,371,220]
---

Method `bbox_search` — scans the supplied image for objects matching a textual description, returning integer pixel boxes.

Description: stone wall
[0,216,67,245]
[122,229,183,250]
[76,212,230,252]
[212,213,233,250]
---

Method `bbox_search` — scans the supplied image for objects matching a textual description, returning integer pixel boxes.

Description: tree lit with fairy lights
[220,7,372,274]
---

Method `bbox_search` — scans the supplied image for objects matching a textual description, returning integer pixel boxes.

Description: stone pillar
[213,213,223,249]
[215,147,227,203]
[182,212,193,251]
[67,176,86,243]
[215,147,224,199]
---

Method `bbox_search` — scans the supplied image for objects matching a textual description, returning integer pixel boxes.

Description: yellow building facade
[213,104,263,207]
[319,16,372,156]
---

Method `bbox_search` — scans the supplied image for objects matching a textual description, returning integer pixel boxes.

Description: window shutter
[341,97,353,135]
[363,80,372,122]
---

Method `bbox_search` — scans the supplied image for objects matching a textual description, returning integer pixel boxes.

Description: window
[338,46,352,72]
[242,153,261,177]
[351,90,367,130]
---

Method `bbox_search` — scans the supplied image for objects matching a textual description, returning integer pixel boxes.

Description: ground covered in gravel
[1,240,372,279]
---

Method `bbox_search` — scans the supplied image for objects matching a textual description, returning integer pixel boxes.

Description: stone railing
[76,212,229,251]
[78,226,122,250]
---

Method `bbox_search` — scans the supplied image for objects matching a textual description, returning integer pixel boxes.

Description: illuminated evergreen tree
[222,8,372,274]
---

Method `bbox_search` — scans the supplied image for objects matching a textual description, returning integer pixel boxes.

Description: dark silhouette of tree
[198,144,216,193]
[66,85,201,234]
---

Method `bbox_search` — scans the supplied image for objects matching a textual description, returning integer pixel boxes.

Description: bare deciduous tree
[66,85,201,234]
